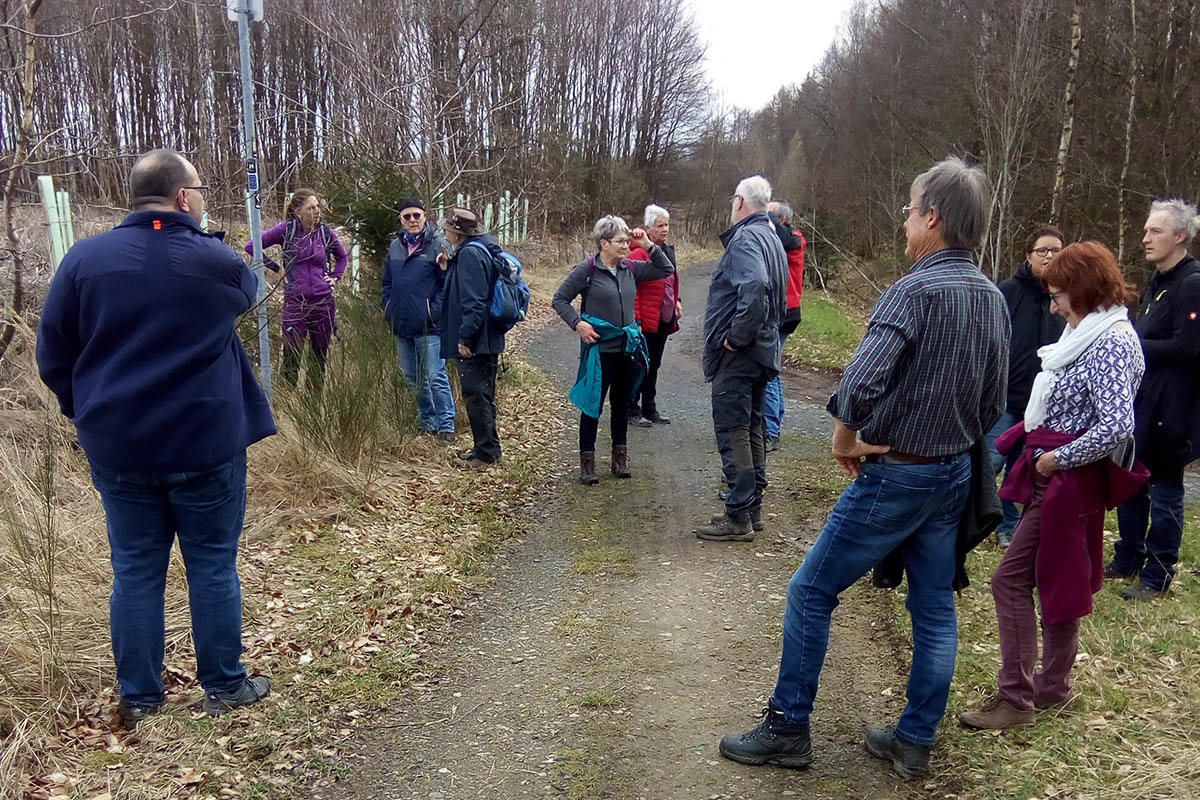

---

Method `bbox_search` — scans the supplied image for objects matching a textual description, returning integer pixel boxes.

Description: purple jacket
[246,220,348,298]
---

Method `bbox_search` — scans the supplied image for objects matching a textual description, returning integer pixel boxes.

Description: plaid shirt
[831,249,1010,456]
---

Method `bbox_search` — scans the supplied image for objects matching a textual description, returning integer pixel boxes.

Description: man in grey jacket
[695,176,788,541]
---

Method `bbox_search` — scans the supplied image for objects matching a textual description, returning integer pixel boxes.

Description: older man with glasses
[716,157,1009,780]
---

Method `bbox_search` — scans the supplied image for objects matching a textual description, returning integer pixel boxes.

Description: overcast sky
[687,0,859,112]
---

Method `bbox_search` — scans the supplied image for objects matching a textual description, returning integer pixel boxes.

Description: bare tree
[1049,0,1083,226]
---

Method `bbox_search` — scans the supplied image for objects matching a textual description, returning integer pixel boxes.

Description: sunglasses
[401,212,424,221]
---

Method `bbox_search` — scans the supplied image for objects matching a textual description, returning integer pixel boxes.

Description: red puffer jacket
[630,244,680,334]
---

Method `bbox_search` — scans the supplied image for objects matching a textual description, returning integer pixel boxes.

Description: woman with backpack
[246,188,348,390]
[552,215,675,484]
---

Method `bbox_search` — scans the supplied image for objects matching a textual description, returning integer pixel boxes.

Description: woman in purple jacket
[246,188,348,389]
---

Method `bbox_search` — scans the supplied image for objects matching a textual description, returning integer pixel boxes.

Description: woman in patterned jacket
[960,242,1148,730]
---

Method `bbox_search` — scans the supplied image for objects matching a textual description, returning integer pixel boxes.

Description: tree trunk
[1117,0,1138,265]
[1050,0,1083,226]
[0,0,45,363]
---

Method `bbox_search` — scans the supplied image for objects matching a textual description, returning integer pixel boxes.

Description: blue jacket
[568,314,649,418]
[36,210,276,472]
[382,223,449,338]
[702,212,788,381]
[440,235,506,359]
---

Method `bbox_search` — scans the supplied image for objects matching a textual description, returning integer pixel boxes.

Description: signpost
[229,0,272,399]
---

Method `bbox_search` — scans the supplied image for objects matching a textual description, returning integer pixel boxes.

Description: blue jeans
[1113,464,1186,591]
[984,410,1022,534]
[764,330,790,439]
[772,455,970,746]
[396,333,456,433]
[89,452,250,706]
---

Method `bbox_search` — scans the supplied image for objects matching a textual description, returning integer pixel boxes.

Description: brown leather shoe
[580,451,599,485]
[959,695,1034,730]
[611,445,632,478]
[1034,693,1075,712]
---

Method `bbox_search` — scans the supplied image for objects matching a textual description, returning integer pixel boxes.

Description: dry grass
[0,281,569,799]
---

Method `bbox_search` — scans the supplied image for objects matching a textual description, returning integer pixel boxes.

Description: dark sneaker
[1035,693,1076,712]
[645,412,671,425]
[995,529,1014,549]
[1121,583,1168,602]
[629,415,653,428]
[864,726,930,780]
[437,432,457,445]
[958,695,1034,729]
[696,514,754,542]
[718,702,813,769]
[455,456,494,470]
[1104,563,1137,580]
[117,700,161,731]
[202,676,271,717]
[765,436,780,453]
[717,488,730,502]
[713,510,764,532]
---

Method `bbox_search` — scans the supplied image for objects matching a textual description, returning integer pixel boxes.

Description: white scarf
[1024,305,1130,432]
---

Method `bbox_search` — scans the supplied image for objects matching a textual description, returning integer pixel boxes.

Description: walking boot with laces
[202,675,271,717]
[958,694,1034,729]
[711,509,764,532]
[696,513,754,542]
[864,726,930,779]
[718,701,814,768]
[579,451,599,485]
[611,445,632,478]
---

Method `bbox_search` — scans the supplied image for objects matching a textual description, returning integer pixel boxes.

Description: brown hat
[438,206,487,236]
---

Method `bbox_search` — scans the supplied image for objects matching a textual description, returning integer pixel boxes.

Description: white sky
[687,0,859,112]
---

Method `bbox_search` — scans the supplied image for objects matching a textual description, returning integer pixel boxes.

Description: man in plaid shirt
[717,157,1010,779]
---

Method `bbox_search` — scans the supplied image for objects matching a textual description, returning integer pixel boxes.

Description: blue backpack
[464,241,530,332]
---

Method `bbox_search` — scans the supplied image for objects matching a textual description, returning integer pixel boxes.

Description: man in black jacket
[1110,200,1200,600]
[989,226,1067,546]
[438,207,506,468]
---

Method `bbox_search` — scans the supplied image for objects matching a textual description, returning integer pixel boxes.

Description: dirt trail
[322,264,918,799]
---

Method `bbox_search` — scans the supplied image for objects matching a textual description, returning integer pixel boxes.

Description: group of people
[32,146,1199,789]
[710,158,1200,780]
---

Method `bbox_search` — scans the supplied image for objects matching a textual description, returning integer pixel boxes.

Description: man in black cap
[382,198,457,442]
[437,207,506,467]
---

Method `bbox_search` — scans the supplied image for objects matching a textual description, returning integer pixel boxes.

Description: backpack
[464,241,530,332]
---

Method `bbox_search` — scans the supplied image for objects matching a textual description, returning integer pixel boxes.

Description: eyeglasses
[401,212,424,221]
[609,237,631,245]
[1048,291,1063,304]
[1030,247,1062,257]
[182,185,209,194]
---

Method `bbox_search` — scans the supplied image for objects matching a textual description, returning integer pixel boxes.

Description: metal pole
[236,1,272,399]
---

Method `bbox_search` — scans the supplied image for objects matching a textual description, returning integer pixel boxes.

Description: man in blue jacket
[36,149,276,729]
[695,176,788,541]
[437,207,505,468]
[383,197,456,442]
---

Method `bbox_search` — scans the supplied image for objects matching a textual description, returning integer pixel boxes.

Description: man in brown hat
[437,208,506,467]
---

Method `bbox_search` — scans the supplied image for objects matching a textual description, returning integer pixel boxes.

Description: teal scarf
[568,313,649,418]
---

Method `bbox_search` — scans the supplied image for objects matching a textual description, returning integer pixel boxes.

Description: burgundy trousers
[991,469,1081,711]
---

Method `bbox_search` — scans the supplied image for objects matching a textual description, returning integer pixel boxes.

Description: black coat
[439,235,506,359]
[998,263,1066,414]
[1132,254,1200,470]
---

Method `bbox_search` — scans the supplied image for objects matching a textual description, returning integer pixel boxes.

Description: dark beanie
[396,197,425,214]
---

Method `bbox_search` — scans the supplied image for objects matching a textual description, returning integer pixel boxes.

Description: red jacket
[630,245,680,334]
[785,231,805,311]
[996,425,1149,625]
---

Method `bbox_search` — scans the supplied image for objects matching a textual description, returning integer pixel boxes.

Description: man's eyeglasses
[401,212,424,221]
[182,185,209,194]
[1030,247,1062,257]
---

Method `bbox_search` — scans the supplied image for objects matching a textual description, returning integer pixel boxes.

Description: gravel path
[320,263,916,800]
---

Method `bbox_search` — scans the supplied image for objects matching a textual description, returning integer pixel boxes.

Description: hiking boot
[864,726,930,780]
[1103,563,1137,580]
[202,676,271,717]
[995,529,1014,549]
[579,451,599,485]
[455,456,494,470]
[958,695,1034,730]
[117,700,161,731]
[1121,583,1168,602]
[765,436,780,453]
[712,509,764,532]
[718,701,814,769]
[611,445,632,478]
[437,432,457,445]
[696,513,754,542]
[645,412,671,425]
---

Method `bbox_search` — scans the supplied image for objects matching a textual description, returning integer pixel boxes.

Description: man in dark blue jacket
[1110,199,1200,600]
[383,198,456,442]
[437,207,505,467]
[695,176,788,541]
[36,149,276,729]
